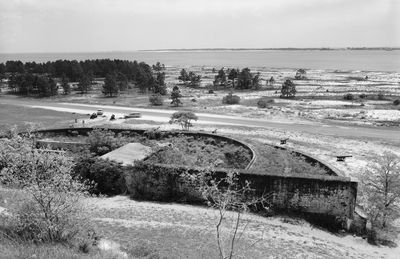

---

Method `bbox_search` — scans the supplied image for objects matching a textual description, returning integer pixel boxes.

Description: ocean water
[0,50,399,72]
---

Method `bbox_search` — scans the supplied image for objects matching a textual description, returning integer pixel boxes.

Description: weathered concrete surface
[101,143,152,166]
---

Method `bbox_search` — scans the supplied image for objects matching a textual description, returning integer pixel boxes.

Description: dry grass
[0,103,85,133]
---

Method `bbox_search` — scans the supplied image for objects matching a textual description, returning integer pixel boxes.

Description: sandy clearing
[88,195,399,259]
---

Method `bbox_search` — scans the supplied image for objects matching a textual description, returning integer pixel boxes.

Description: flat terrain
[0,102,85,133]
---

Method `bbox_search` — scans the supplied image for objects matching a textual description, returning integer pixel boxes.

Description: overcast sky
[0,0,399,53]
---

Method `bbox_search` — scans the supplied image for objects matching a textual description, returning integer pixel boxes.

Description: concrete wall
[126,162,357,227]
[35,127,358,228]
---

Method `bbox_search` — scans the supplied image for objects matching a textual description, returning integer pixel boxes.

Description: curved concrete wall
[34,127,357,228]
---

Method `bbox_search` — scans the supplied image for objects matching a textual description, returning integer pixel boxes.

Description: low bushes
[222,93,240,105]
[144,136,252,169]
[0,136,96,248]
[249,144,328,176]
[257,98,274,108]
[125,162,203,202]
[86,128,126,156]
[73,156,126,195]
[149,94,164,106]
[343,93,355,101]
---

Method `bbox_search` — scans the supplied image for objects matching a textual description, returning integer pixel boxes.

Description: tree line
[0,59,166,97]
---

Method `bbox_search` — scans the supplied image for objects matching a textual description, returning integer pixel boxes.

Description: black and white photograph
[0,0,399,258]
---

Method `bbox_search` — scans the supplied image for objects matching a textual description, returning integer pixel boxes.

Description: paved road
[2,98,399,142]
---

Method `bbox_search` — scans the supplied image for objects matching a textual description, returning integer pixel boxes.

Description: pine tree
[102,73,119,97]
[170,86,182,107]
[61,74,71,95]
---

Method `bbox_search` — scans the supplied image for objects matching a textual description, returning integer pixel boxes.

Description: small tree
[188,71,201,87]
[358,152,400,234]
[178,69,190,82]
[294,69,307,80]
[227,68,239,89]
[77,74,91,94]
[193,171,268,259]
[117,72,128,91]
[170,85,183,107]
[0,136,93,244]
[280,79,296,98]
[267,76,275,87]
[154,72,167,95]
[102,73,119,97]
[214,68,227,88]
[61,73,71,95]
[169,111,198,130]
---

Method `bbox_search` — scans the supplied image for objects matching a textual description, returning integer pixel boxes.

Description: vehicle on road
[97,109,103,115]
[124,112,141,118]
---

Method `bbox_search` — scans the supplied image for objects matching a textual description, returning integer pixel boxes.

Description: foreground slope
[88,196,398,259]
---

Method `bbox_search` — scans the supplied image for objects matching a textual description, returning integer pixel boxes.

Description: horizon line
[1,47,400,55]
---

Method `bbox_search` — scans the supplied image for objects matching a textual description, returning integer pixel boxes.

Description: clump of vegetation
[222,93,241,105]
[236,68,261,90]
[249,144,328,176]
[280,79,296,98]
[86,128,126,155]
[149,94,164,106]
[73,156,126,195]
[170,86,183,107]
[358,152,400,245]
[145,136,251,169]
[178,69,201,87]
[294,69,307,80]
[213,68,228,88]
[0,136,96,249]
[169,111,198,131]
[343,93,355,100]
[257,97,274,108]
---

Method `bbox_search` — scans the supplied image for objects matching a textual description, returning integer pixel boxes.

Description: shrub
[294,69,307,80]
[222,93,240,104]
[223,146,252,169]
[343,93,354,100]
[0,137,94,245]
[149,94,164,106]
[73,156,126,195]
[393,99,400,106]
[257,98,274,108]
[86,128,125,155]
[125,162,203,202]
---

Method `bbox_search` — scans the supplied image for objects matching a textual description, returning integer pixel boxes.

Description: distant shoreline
[140,47,400,52]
